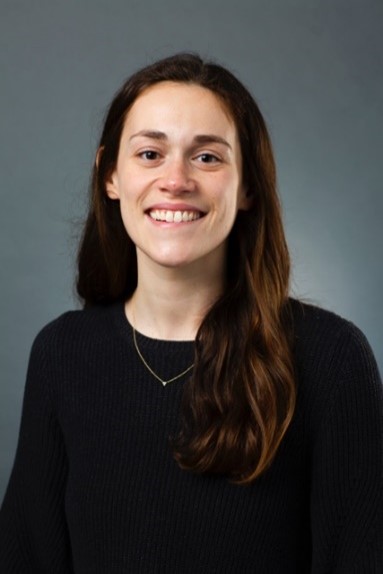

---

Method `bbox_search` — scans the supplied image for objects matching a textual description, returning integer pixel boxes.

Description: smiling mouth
[148,209,203,223]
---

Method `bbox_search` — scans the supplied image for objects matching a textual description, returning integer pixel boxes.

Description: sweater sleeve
[0,331,73,573]
[310,326,383,574]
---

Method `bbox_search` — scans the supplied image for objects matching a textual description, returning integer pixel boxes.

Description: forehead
[122,81,236,137]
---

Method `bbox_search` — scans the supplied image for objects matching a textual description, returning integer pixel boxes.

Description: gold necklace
[132,326,194,387]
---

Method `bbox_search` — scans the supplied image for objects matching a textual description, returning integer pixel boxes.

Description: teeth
[149,210,201,223]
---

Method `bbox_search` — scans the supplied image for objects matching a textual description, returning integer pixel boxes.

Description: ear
[105,170,120,200]
[238,185,253,211]
[95,146,104,169]
[96,146,120,200]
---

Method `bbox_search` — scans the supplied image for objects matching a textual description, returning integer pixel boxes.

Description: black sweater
[0,301,382,573]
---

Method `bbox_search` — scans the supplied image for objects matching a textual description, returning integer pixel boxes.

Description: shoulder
[23,303,131,409]
[287,300,382,447]
[30,303,123,361]
[290,298,357,339]
[288,298,381,413]
[288,298,376,370]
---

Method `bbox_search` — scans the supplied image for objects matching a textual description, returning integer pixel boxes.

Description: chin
[145,246,196,268]
[154,257,194,269]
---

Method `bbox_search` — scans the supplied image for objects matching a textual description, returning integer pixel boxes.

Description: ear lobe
[105,172,120,200]
[95,146,120,200]
[95,146,104,169]
[238,186,253,211]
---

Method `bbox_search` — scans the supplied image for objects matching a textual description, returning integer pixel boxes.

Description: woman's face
[106,81,249,276]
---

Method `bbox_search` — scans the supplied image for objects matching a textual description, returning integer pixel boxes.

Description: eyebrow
[129,130,167,142]
[129,130,232,150]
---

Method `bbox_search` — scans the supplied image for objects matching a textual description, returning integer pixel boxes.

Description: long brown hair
[77,53,295,484]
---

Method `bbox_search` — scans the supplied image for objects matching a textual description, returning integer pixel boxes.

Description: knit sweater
[0,301,382,573]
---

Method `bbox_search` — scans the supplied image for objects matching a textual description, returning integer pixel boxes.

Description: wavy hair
[77,53,296,484]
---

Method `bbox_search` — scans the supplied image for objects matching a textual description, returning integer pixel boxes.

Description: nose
[158,157,196,194]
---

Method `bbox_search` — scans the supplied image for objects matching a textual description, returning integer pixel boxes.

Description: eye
[138,150,160,161]
[195,153,221,164]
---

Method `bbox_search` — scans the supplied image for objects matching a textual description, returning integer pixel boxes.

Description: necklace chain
[132,326,194,386]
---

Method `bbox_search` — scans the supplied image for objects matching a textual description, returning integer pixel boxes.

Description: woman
[0,53,382,573]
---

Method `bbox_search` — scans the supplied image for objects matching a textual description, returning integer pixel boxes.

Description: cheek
[119,207,133,237]
[117,192,138,235]
[214,178,242,216]
[117,166,151,197]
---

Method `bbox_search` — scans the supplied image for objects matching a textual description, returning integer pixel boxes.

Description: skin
[106,81,250,339]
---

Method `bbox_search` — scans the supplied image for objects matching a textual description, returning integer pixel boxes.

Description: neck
[126,259,225,341]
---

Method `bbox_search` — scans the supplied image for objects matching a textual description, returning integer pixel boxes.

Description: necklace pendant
[132,326,194,386]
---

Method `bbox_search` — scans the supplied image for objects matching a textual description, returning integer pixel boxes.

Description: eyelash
[138,150,160,161]
[136,150,222,164]
[195,153,221,164]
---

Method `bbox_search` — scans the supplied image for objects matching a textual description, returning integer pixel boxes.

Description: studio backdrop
[1,0,382,502]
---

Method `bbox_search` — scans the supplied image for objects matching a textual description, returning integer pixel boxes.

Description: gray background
[1,0,382,502]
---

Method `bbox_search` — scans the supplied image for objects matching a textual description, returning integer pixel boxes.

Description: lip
[145,202,204,213]
[145,203,206,226]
